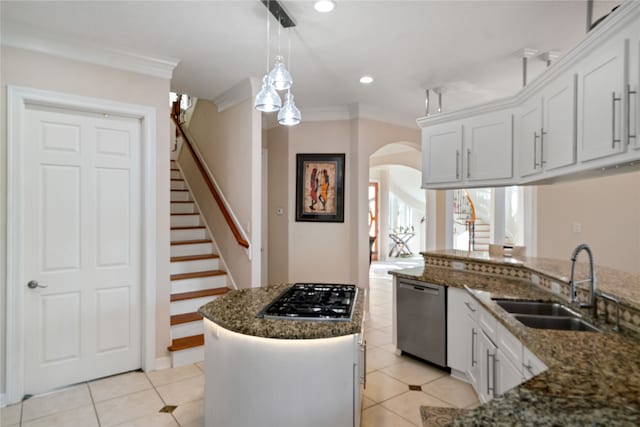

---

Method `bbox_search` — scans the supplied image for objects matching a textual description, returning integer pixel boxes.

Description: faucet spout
[569,244,597,317]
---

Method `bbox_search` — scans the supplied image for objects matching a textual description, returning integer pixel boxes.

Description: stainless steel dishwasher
[396,278,447,367]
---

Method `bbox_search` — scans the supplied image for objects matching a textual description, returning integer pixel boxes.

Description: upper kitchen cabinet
[518,73,577,179]
[422,122,463,185]
[577,38,628,163]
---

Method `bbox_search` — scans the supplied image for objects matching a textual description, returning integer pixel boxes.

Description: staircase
[169,161,231,367]
[470,221,491,253]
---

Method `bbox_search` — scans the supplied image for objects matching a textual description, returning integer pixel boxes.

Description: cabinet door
[631,30,640,150]
[422,123,463,185]
[466,318,480,393]
[522,347,547,380]
[447,288,469,374]
[543,73,577,170]
[465,111,513,181]
[496,348,523,396]
[578,39,627,162]
[476,330,497,403]
[518,98,543,177]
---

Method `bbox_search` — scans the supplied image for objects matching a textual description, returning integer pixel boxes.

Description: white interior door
[22,104,142,395]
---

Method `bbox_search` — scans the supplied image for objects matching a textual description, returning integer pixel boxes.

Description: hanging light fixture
[255,0,282,112]
[269,18,292,91]
[278,90,301,126]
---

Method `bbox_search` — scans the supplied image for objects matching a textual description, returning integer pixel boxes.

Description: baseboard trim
[154,356,172,371]
[0,392,7,408]
[450,368,470,384]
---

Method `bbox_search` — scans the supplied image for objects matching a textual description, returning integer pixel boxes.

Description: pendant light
[254,0,282,112]
[269,15,292,91]
[278,29,301,126]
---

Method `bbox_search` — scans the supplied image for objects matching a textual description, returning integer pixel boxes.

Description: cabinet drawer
[497,322,523,371]
[478,306,498,343]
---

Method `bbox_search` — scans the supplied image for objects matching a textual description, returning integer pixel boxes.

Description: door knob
[27,280,47,289]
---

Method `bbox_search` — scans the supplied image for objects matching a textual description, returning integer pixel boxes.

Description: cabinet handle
[540,128,547,166]
[493,354,499,397]
[612,91,622,148]
[486,350,492,396]
[471,328,477,367]
[533,132,540,168]
[466,149,471,178]
[455,150,460,179]
[464,301,477,313]
[524,362,534,374]
[628,84,637,144]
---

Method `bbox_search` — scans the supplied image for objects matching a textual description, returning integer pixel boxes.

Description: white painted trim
[154,356,172,371]
[6,85,157,404]
[213,78,259,112]
[524,186,538,257]
[0,393,6,408]
[1,21,179,79]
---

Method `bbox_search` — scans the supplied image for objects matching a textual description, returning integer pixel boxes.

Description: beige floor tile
[380,359,447,385]
[146,364,202,387]
[381,391,452,426]
[362,396,376,409]
[422,376,479,408]
[90,371,152,402]
[361,405,416,427]
[21,404,98,427]
[366,347,403,372]
[376,343,398,353]
[466,400,481,410]
[364,372,409,403]
[365,329,393,347]
[112,412,178,427]
[181,420,205,427]
[155,375,204,406]
[1,403,21,425]
[195,361,205,372]
[172,398,203,426]
[95,389,165,427]
[22,384,93,422]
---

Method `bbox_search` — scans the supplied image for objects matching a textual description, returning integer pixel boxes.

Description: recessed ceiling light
[360,75,374,84]
[314,0,335,13]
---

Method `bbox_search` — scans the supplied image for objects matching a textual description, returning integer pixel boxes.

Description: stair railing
[170,101,250,250]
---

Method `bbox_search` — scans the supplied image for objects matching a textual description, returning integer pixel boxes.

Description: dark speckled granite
[392,266,640,426]
[198,283,365,339]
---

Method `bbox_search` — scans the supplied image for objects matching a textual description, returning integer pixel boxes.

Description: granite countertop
[198,283,365,339]
[393,266,640,426]
[423,249,640,310]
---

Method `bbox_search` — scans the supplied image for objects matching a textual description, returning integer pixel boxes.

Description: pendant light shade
[278,91,301,126]
[254,75,282,112]
[269,55,293,91]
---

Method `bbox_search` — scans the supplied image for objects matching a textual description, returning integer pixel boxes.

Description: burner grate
[258,283,357,321]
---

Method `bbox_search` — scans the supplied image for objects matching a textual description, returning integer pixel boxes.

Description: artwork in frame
[296,153,345,222]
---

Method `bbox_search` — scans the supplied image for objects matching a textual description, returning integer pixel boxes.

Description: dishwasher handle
[399,283,440,295]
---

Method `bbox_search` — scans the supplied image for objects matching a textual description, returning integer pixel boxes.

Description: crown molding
[1,21,179,79]
[213,77,260,112]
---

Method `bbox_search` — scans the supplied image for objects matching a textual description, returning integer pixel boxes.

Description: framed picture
[296,153,345,222]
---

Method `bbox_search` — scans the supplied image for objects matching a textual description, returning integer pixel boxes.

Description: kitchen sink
[492,299,579,317]
[513,314,600,332]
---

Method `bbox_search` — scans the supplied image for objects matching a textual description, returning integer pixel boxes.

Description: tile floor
[0,259,478,427]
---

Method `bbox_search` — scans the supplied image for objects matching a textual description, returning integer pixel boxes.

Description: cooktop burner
[257,283,357,322]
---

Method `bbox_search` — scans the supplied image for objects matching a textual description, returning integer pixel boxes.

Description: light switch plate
[452,261,465,270]
[551,282,561,294]
[531,274,540,285]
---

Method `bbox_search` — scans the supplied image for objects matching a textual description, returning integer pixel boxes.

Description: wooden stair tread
[171,239,212,245]
[171,254,219,262]
[170,178,184,181]
[171,201,194,204]
[171,226,205,230]
[171,213,199,216]
[171,168,180,171]
[168,334,204,352]
[171,269,226,281]
[170,312,203,325]
[171,189,189,192]
[171,287,231,302]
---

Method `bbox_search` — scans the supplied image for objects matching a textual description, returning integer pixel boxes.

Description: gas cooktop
[257,283,357,322]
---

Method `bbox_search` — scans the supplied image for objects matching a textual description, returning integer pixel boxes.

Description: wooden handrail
[170,106,250,249]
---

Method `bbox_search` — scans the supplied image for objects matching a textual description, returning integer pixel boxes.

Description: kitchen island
[198,283,365,427]
[391,251,640,426]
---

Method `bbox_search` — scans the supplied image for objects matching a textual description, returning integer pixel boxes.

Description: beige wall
[184,98,261,288]
[536,171,640,274]
[0,46,172,396]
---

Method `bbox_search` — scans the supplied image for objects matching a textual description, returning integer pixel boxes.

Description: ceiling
[1,1,619,127]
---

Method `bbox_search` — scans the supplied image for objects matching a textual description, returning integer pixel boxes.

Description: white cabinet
[523,346,547,381]
[464,111,513,182]
[422,123,463,185]
[578,38,628,162]
[476,329,497,403]
[496,348,524,396]
[518,74,577,179]
[447,288,474,377]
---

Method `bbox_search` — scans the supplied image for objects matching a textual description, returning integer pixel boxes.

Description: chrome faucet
[569,244,597,317]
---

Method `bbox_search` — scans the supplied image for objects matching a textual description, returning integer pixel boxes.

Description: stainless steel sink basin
[493,299,579,317]
[513,314,600,332]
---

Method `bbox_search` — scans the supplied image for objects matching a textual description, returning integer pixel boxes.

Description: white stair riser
[170,170,182,179]
[170,191,191,201]
[171,243,213,257]
[171,345,204,367]
[171,215,201,227]
[171,320,204,340]
[171,203,197,214]
[171,295,218,315]
[172,275,227,294]
[171,180,187,190]
[171,228,207,241]
[171,258,219,275]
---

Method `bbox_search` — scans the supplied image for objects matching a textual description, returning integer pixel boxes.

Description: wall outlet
[452,261,465,270]
[276,207,284,215]
[550,282,561,294]
[531,274,540,285]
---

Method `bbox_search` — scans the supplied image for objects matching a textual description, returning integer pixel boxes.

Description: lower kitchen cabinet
[523,346,547,380]
[496,348,524,396]
[477,329,497,403]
